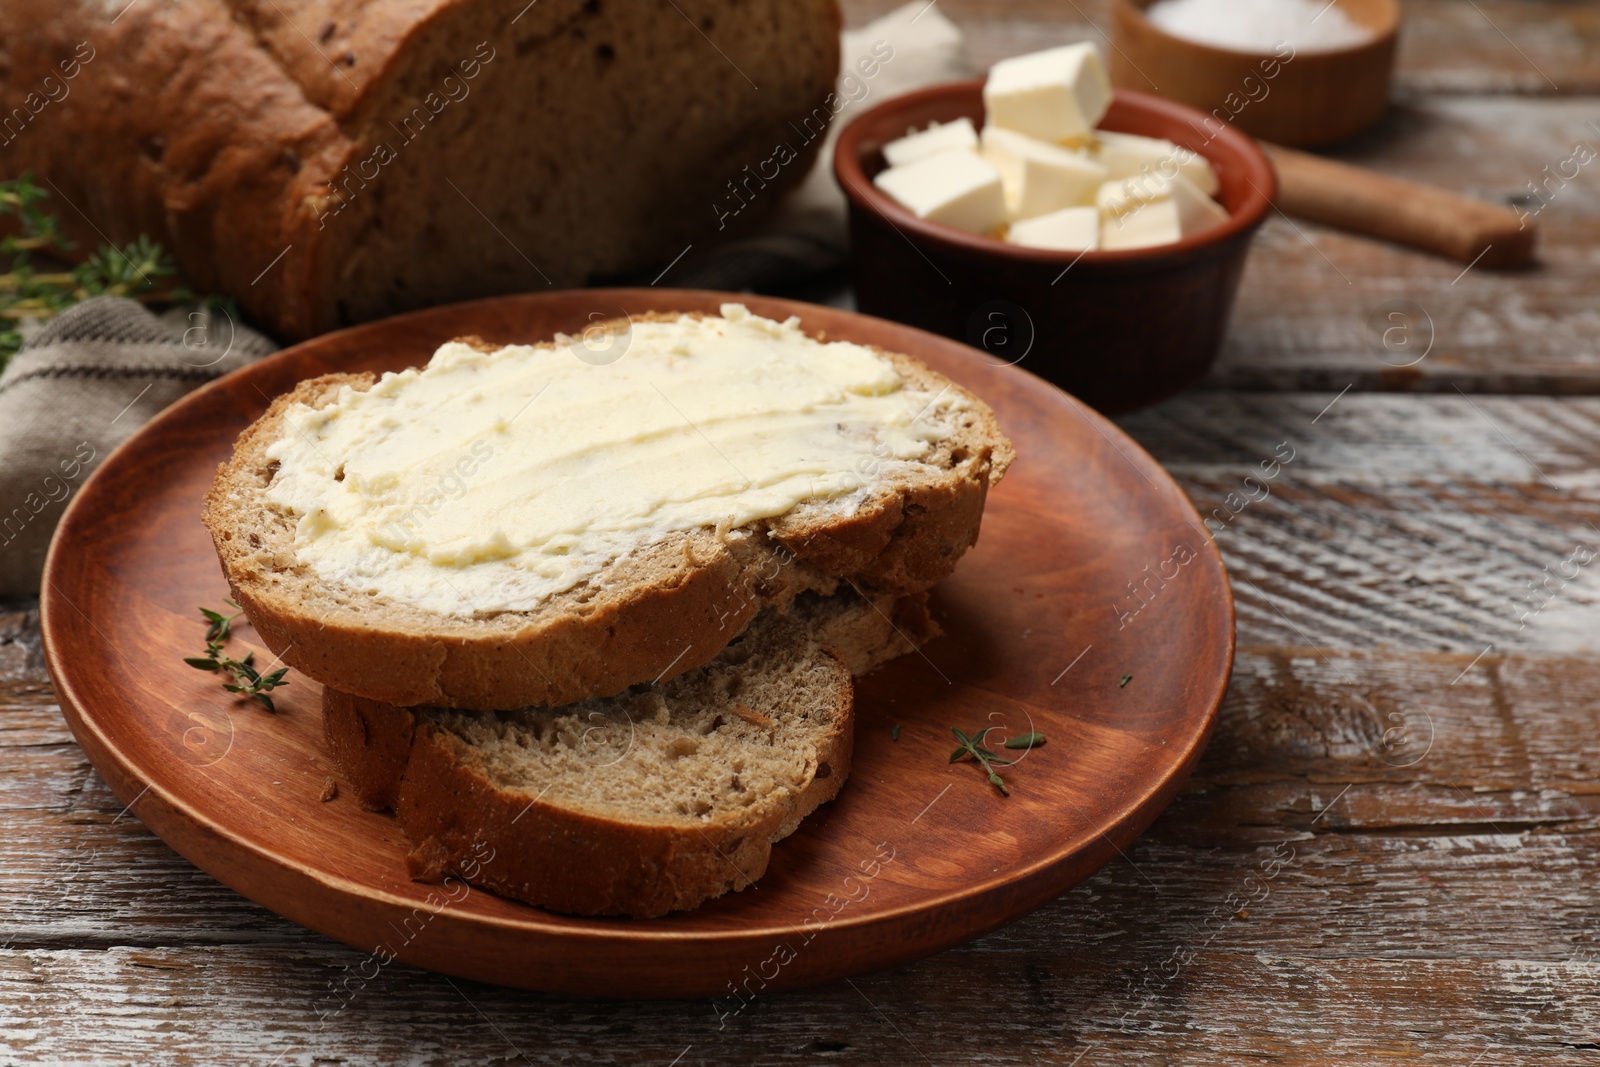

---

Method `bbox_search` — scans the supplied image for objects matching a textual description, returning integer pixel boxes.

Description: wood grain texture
[843,0,1600,94]
[1120,391,1600,655]
[5,638,1600,1063]
[1206,96,1600,394]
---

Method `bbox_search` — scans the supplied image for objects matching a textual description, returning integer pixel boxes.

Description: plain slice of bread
[323,592,935,918]
[206,316,1011,711]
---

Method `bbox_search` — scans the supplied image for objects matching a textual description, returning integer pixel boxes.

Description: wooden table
[6,1,1600,1062]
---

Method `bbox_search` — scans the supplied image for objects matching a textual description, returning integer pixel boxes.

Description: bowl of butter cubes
[834,42,1274,413]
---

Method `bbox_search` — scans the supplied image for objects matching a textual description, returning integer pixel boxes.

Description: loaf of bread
[324,592,933,917]
[203,311,1013,710]
[0,0,839,339]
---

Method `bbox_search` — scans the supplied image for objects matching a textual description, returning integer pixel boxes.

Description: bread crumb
[320,777,339,802]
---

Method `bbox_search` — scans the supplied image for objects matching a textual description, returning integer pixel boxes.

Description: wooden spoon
[1264,142,1537,268]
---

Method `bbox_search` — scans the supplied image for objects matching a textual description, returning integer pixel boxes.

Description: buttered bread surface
[203,307,1013,709]
[265,306,967,617]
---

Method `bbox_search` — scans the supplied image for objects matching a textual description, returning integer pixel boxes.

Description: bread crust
[204,324,1011,710]
[326,682,858,841]
[323,687,415,813]
[395,722,814,919]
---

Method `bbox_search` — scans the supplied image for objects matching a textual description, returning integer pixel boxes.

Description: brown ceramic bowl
[834,80,1274,413]
[1111,0,1400,147]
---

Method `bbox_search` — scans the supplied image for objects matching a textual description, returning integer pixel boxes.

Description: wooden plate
[40,289,1233,1000]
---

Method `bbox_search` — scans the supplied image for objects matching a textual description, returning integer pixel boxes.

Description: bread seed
[733,702,774,728]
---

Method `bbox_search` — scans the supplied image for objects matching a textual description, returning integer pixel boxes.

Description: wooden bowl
[834,81,1273,414]
[1110,0,1400,147]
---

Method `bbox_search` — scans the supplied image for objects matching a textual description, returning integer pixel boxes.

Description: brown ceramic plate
[40,289,1233,1000]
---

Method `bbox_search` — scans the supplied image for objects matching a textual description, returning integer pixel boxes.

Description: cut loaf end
[304,0,844,335]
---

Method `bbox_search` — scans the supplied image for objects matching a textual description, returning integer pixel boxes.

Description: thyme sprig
[185,600,288,712]
[951,727,1015,795]
[950,726,1047,796]
[0,174,197,366]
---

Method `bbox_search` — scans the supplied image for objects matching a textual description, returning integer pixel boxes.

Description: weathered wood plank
[5,646,1599,961]
[7,571,1600,1057]
[1211,96,1600,395]
[3,3,1594,1061]
[6,794,1596,955]
[1391,0,1600,95]
[1190,474,1600,654]
[1122,391,1600,478]
[1119,392,1600,654]
[2,947,1596,1065]
[6,781,1590,957]
[842,0,1600,95]
[0,605,46,687]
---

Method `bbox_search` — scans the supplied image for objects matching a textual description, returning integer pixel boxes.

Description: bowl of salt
[1110,0,1400,147]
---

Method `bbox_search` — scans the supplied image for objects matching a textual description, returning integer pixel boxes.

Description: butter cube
[1092,129,1219,197]
[883,117,980,168]
[1097,173,1228,250]
[980,125,1108,220]
[1007,206,1100,252]
[1100,198,1184,251]
[984,43,1113,142]
[873,151,1007,236]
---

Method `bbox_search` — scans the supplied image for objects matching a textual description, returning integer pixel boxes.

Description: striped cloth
[0,297,276,595]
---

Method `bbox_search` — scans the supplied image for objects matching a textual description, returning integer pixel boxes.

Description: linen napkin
[0,297,277,595]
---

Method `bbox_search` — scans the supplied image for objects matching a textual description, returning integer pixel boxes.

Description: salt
[1145,0,1372,54]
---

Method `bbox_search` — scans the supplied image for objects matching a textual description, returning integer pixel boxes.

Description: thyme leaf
[949,725,1024,797]
[190,603,288,712]
[0,174,223,368]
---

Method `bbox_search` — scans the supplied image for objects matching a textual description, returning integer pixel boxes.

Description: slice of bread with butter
[204,306,1013,711]
[323,591,932,917]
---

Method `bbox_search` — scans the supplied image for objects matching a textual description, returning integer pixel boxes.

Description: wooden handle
[1264,143,1537,268]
